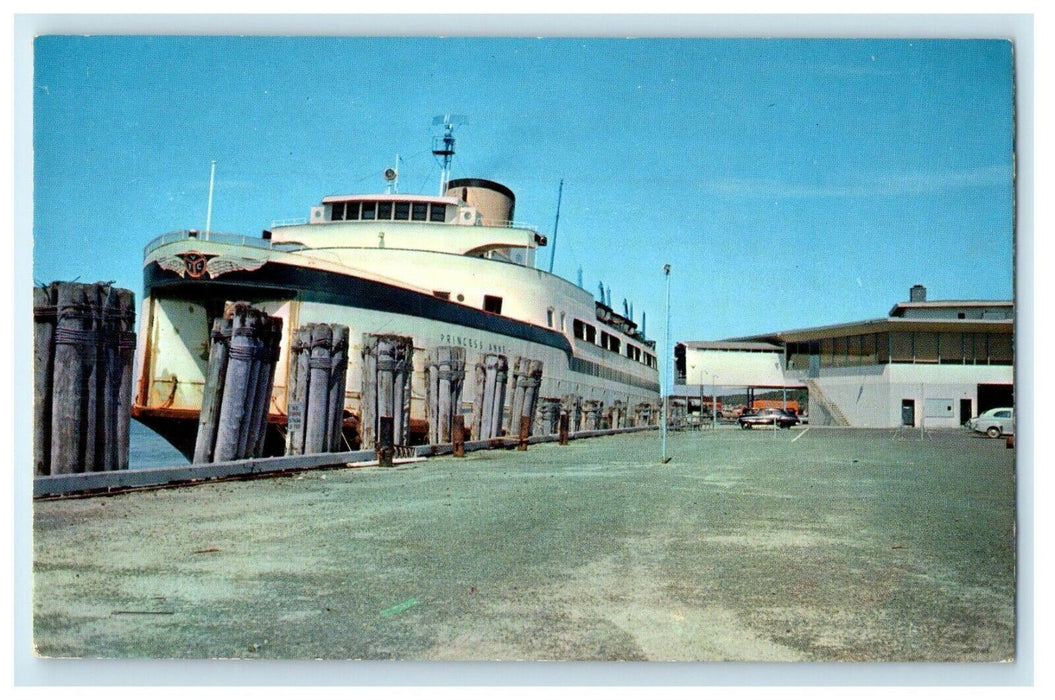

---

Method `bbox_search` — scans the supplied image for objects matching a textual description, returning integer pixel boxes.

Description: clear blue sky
[33,36,1014,342]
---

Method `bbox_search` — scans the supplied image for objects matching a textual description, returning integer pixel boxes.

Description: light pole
[661,263,671,463]
[712,373,718,431]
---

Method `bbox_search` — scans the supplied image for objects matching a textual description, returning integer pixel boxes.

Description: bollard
[518,414,531,451]
[378,415,395,467]
[558,412,569,445]
[452,413,466,457]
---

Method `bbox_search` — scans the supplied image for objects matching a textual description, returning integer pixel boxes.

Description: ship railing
[143,230,287,257]
[270,217,308,228]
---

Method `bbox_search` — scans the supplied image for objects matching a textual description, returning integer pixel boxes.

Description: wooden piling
[535,397,561,436]
[114,288,136,470]
[33,285,57,476]
[327,325,349,452]
[304,323,333,454]
[192,318,231,464]
[558,412,569,445]
[361,334,414,451]
[81,283,103,473]
[213,303,254,462]
[428,346,465,445]
[561,394,581,435]
[470,357,487,441]
[286,326,312,455]
[393,338,413,446]
[509,357,527,436]
[50,282,89,474]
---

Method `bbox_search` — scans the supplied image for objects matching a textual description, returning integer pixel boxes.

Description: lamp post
[712,373,718,431]
[661,264,671,463]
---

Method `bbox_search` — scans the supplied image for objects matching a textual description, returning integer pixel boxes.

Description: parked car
[737,407,800,429]
[967,407,1014,438]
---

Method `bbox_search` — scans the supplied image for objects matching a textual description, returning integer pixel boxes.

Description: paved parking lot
[33,427,1016,662]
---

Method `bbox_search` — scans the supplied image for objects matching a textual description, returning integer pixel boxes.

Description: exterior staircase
[804,378,851,427]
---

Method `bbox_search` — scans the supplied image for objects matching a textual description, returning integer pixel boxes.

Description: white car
[968,407,1014,438]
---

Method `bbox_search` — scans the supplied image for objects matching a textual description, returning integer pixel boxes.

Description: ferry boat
[132,124,660,458]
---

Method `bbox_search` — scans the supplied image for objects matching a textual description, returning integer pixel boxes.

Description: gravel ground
[32,427,1016,662]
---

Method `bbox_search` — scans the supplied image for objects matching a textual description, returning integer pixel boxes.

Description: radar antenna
[432,113,467,195]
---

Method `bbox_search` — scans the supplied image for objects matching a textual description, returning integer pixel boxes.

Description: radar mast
[432,114,466,195]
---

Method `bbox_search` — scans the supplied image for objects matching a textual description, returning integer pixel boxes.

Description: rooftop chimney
[910,284,927,302]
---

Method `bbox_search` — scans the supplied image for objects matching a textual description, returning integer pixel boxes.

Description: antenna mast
[432,114,466,195]
[548,179,563,274]
[205,160,216,233]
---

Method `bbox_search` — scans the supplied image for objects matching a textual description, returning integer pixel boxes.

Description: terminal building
[675,285,1014,428]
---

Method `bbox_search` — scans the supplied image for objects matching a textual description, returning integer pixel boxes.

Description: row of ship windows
[431,289,656,369]
[568,357,661,392]
[573,318,657,368]
[331,200,448,223]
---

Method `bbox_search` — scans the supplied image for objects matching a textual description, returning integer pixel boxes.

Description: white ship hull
[134,224,660,458]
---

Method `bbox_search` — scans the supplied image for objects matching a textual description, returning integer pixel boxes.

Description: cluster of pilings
[193,303,283,463]
[471,353,510,441]
[508,357,544,447]
[425,346,466,445]
[34,282,136,475]
[360,334,415,460]
[285,323,350,456]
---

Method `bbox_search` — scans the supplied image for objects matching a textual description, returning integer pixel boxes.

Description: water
[128,420,189,469]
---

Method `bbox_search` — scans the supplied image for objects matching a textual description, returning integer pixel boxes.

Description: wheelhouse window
[430,204,447,222]
[394,202,410,220]
[377,201,393,220]
[331,202,345,221]
[483,295,503,315]
[362,202,376,220]
[412,203,428,221]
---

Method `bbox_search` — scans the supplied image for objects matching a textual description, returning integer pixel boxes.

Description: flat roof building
[677,286,1013,428]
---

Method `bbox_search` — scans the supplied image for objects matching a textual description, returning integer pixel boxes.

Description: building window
[987,333,1012,364]
[483,295,503,314]
[915,332,939,363]
[939,332,964,364]
[890,332,913,363]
